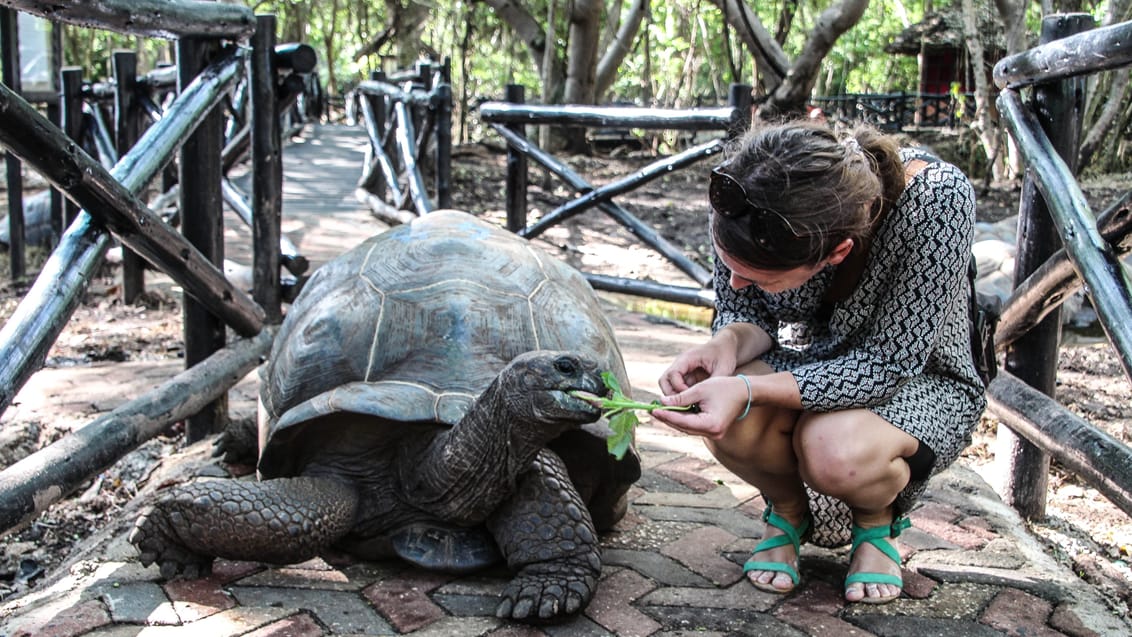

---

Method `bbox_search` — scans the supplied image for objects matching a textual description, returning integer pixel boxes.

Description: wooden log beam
[0,215,110,414]
[994,19,1132,89]
[0,0,255,40]
[586,273,716,308]
[358,94,404,203]
[490,123,712,287]
[393,100,433,215]
[522,139,724,239]
[996,191,1132,349]
[986,371,1132,519]
[480,102,736,131]
[998,87,1132,381]
[356,79,436,108]
[0,328,275,538]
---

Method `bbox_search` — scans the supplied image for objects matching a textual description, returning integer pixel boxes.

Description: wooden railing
[985,14,1132,520]
[0,0,315,536]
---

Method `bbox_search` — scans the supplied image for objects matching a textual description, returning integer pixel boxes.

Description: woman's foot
[844,517,910,604]
[743,504,810,594]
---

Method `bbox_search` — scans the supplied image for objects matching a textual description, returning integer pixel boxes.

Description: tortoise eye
[554,356,579,376]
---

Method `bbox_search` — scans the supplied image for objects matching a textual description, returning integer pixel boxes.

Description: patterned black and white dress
[711,149,987,547]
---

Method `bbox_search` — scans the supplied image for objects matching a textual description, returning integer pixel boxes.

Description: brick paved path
[1,124,1129,636]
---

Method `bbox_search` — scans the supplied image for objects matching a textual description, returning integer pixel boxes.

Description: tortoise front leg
[487,449,601,623]
[129,477,357,579]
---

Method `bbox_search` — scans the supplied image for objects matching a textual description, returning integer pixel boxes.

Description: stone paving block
[844,582,998,622]
[652,457,728,493]
[543,614,612,636]
[848,614,1003,636]
[633,485,741,509]
[236,563,362,591]
[600,548,712,587]
[229,586,393,635]
[101,581,179,625]
[911,562,1068,600]
[602,518,702,552]
[362,570,453,633]
[401,616,500,636]
[775,578,846,615]
[635,450,683,470]
[5,598,110,637]
[486,624,551,636]
[1048,599,1122,637]
[243,611,326,637]
[642,605,807,635]
[434,574,508,596]
[637,579,777,613]
[73,626,144,636]
[162,576,235,622]
[144,606,293,637]
[636,505,763,541]
[635,470,696,495]
[659,526,742,586]
[584,568,659,636]
[431,592,500,617]
[212,560,267,584]
[978,588,1063,637]
[778,609,880,636]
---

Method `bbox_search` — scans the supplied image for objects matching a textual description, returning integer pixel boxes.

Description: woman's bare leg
[703,361,808,592]
[794,410,920,602]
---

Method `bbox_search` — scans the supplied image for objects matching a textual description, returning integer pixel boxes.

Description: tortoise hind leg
[486,449,601,623]
[129,476,357,579]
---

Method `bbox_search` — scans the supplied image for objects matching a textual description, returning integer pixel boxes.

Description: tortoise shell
[257,210,633,480]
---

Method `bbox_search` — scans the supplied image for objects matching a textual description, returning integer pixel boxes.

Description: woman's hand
[651,375,749,439]
[658,341,737,395]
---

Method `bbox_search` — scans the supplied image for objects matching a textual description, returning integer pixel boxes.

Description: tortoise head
[494,350,605,431]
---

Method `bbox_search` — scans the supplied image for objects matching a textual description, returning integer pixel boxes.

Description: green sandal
[743,503,811,593]
[845,515,911,604]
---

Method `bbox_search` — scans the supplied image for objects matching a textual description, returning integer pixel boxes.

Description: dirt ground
[1,134,1130,605]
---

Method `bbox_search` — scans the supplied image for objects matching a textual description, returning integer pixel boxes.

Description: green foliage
[571,371,692,460]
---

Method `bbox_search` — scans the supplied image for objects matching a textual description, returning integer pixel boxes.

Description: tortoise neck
[399,380,569,523]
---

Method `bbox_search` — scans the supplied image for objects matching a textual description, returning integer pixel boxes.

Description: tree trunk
[595,0,648,101]
[760,0,869,119]
[961,0,1006,180]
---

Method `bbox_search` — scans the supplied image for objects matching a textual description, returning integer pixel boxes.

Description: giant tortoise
[129,210,641,623]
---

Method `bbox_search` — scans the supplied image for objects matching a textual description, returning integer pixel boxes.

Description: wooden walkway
[225,122,390,271]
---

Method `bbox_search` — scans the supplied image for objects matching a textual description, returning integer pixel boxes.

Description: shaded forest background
[55,0,1132,179]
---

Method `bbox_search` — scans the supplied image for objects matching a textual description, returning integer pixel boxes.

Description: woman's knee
[793,412,912,498]
[706,407,797,470]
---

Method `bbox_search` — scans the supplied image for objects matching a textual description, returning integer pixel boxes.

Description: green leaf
[607,410,638,460]
[570,372,696,459]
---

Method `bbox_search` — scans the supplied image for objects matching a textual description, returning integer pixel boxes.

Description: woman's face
[715,243,831,294]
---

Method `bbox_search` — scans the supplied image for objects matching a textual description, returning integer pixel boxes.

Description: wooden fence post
[113,50,146,303]
[504,83,526,232]
[1,8,25,281]
[177,37,228,443]
[999,12,1095,519]
[435,58,452,210]
[59,66,83,229]
[251,14,283,324]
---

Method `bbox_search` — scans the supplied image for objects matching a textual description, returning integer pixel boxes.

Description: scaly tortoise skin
[129,210,640,623]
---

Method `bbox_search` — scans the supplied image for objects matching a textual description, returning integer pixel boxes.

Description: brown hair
[710,120,905,270]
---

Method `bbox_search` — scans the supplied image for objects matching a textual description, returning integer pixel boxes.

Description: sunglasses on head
[708,167,810,239]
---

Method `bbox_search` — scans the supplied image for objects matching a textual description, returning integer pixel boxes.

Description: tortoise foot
[495,557,598,623]
[129,503,215,580]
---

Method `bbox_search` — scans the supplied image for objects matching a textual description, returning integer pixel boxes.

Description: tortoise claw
[129,504,214,580]
[495,559,595,623]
